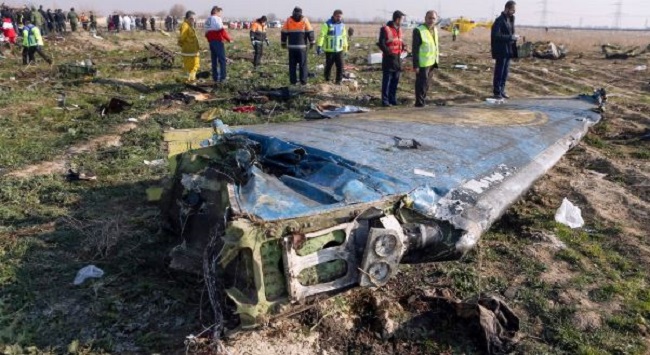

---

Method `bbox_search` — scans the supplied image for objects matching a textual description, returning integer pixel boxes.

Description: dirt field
[0,24,649,354]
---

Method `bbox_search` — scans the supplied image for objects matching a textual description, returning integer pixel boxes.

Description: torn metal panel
[162,96,601,332]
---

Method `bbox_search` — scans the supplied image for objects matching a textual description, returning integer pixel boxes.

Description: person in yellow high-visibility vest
[178,11,200,83]
[316,9,348,84]
[412,10,439,107]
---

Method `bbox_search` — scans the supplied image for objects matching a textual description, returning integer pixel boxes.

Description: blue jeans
[381,70,400,105]
[209,41,226,82]
[493,57,510,97]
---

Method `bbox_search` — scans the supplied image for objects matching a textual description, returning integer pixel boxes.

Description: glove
[316,46,322,55]
[265,39,270,46]
[512,34,520,41]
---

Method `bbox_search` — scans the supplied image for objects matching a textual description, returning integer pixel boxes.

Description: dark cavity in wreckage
[158,94,603,336]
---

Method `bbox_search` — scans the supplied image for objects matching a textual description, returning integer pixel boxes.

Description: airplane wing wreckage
[158,95,603,336]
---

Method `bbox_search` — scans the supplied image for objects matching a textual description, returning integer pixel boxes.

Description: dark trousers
[288,49,307,85]
[71,21,77,32]
[324,51,344,83]
[253,43,264,67]
[493,57,511,97]
[22,46,52,65]
[381,69,400,106]
[415,66,435,107]
[209,41,227,82]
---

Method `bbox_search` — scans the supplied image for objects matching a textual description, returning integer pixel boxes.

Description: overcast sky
[9,0,650,28]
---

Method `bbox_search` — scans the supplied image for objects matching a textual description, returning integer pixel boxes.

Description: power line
[539,0,549,27]
[613,1,623,29]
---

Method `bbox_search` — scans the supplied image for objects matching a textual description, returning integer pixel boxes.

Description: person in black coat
[490,1,519,99]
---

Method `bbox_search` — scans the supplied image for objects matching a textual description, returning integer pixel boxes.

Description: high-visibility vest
[382,25,403,55]
[318,19,347,52]
[416,24,438,67]
[22,24,43,47]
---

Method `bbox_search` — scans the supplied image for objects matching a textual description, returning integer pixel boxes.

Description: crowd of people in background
[2,1,520,104]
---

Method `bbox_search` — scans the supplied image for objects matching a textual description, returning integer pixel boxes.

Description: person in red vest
[377,10,407,107]
[2,16,17,44]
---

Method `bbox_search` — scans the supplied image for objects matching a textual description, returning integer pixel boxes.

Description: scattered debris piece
[256,86,301,101]
[127,118,139,123]
[73,265,104,285]
[414,168,436,178]
[579,88,607,112]
[135,43,175,69]
[420,291,520,354]
[232,106,256,113]
[535,41,567,59]
[394,136,421,149]
[65,169,97,182]
[634,65,647,71]
[368,52,407,64]
[601,44,645,59]
[101,97,132,116]
[554,198,584,229]
[146,187,164,202]
[304,103,370,119]
[235,91,270,104]
[144,159,166,167]
[58,62,97,78]
[453,64,469,70]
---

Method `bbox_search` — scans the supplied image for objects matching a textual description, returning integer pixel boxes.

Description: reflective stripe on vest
[416,25,438,67]
[323,21,345,52]
[383,25,403,55]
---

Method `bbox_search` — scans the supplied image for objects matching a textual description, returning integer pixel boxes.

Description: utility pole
[613,1,623,29]
[539,0,549,27]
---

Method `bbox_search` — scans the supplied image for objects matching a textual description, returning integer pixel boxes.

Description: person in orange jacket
[250,16,269,68]
[281,7,314,85]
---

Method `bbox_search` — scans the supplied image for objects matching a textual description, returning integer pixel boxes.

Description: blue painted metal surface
[233,97,600,228]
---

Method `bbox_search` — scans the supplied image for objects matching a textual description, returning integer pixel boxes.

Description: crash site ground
[1,25,649,354]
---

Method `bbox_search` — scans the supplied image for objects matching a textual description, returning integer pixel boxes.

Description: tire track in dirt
[6,115,150,179]
[607,103,650,126]
[525,66,646,102]
[509,67,582,94]
[507,74,552,96]
[436,70,486,97]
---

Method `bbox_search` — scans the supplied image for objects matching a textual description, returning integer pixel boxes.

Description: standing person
[80,12,88,31]
[249,15,269,68]
[491,1,519,99]
[165,15,172,32]
[205,6,231,83]
[135,16,141,31]
[46,9,54,33]
[123,14,131,31]
[140,16,147,30]
[452,25,460,41]
[172,17,178,31]
[67,8,79,32]
[281,7,315,85]
[317,9,348,85]
[38,5,48,35]
[89,11,97,32]
[178,11,200,83]
[2,16,17,45]
[149,16,156,31]
[56,10,66,32]
[30,6,44,32]
[412,11,439,107]
[377,10,407,107]
[22,19,52,65]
